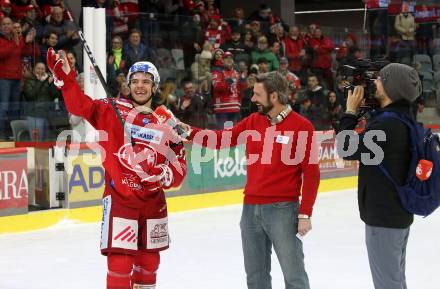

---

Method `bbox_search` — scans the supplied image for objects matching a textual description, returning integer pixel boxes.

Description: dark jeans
[240,202,310,289]
[0,79,21,140]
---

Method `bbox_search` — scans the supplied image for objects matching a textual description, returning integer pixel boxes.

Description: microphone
[154,105,190,139]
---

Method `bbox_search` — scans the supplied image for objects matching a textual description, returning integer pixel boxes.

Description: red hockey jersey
[61,80,187,209]
[212,67,241,114]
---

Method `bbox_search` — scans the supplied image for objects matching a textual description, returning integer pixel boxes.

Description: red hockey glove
[130,144,173,189]
[47,47,76,88]
[141,164,174,189]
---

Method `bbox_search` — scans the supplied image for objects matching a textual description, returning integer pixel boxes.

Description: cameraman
[336,63,422,289]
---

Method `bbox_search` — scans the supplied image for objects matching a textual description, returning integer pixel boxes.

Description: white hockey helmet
[126,61,160,87]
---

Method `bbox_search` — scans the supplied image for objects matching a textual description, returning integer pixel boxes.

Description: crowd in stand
[1,0,440,141]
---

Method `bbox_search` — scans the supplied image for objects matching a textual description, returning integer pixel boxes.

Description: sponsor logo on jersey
[100,195,112,250]
[128,124,163,144]
[112,217,138,250]
[146,217,169,249]
[121,173,144,191]
[114,226,137,243]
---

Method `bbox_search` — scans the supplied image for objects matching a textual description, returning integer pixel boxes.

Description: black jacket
[337,100,414,228]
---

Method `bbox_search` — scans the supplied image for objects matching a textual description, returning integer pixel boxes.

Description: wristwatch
[298,214,310,220]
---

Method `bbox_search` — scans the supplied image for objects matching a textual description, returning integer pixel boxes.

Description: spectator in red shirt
[0,16,36,140]
[211,51,240,128]
[211,47,224,70]
[11,0,42,21]
[204,17,231,50]
[0,0,12,20]
[109,0,139,38]
[308,28,335,90]
[284,25,306,77]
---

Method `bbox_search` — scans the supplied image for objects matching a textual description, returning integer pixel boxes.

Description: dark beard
[258,103,273,115]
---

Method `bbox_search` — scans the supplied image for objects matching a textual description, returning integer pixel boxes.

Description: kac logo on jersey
[115,142,157,174]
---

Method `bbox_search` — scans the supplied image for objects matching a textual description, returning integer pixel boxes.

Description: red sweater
[0,34,36,80]
[283,36,305,72]
[189,111,320,215]
[308,36,335,70]
[212,67,241,114]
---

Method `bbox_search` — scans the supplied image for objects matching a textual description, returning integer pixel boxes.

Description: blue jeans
[0,79,21,139]
[27,116,49,142]
[240,202,310,289]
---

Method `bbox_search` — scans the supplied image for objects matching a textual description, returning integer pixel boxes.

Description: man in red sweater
[47,49,187,289]
[308,28,335,90]
[0,16,37,140]
[284,25,306,77]
[182,71,320,289]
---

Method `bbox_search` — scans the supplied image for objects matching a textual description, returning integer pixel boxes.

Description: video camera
[342,59,389,109]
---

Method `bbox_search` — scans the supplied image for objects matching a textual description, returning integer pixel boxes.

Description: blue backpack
[374,111,440,216]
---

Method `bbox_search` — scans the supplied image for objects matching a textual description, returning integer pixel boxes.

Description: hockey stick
[63,1,127,132]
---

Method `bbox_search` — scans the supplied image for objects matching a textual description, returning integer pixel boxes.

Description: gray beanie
[378,63,422,103]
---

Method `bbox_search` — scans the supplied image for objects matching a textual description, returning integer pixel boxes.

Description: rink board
[0,176,357,234]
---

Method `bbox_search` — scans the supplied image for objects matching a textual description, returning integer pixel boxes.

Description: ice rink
[1,189,439,289]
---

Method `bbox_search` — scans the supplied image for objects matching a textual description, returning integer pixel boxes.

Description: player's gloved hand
[47,47,76,88]
[130,144,174,189]
[141,164,174,189]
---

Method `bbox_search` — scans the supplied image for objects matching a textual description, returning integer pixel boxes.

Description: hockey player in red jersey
[47,48,187,289]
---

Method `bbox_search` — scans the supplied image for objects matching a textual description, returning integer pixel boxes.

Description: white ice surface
[0,189,439,289]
